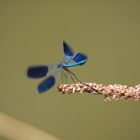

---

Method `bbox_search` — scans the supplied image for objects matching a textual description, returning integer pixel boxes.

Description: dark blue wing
[63,53,87,67]
[72,53,87,65]
[37,76,56,93]
[27,65,48,78]
[63,41,74,63]
[63,41,74,56]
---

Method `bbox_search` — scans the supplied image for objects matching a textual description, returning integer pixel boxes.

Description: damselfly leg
[63,67,80,83]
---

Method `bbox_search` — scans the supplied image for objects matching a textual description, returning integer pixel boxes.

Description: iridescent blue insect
[27,41,87,93]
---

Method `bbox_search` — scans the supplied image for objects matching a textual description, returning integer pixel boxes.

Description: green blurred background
[0,0,140,140]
